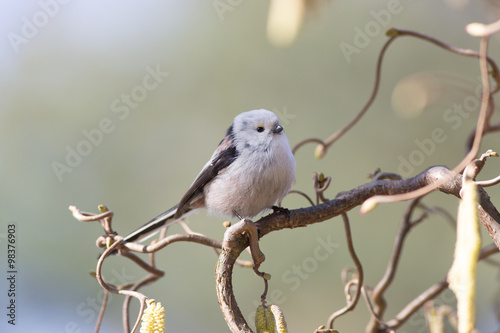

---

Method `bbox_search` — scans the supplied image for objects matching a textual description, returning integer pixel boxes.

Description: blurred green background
[1,1,500,332]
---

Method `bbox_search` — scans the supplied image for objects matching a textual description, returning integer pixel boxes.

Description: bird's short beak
[273,125,284,134]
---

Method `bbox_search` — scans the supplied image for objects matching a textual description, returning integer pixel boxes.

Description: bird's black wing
[174,127,239,218]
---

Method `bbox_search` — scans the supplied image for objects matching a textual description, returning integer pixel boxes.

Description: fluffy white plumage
[204,109,295,217]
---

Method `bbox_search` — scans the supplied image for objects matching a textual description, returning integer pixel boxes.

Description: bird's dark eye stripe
[256,126,265,132]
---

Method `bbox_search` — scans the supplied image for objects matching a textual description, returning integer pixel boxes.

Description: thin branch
[94,289,109,333]
[314,172,332,204]
[475,174,500,188]
[292,137,325,155]
[288,189,315,206]
[362,286,394,332]
[292,32,397,156]
[69,205,114,222]
[385,244,499,330]
[465,95,497,152]
[366,199,424,333]
[418,204,456,228]
[122,274,163,333]
[388,29,500,86]
[463,36,491,168]
[122,232,222,253]
[327,213,363,328]
[120,251,165,276]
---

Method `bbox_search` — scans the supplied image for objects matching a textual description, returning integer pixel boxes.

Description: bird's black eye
[256,126,265,133]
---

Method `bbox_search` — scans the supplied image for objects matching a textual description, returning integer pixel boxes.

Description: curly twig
[313,172,332,204]
[69,205,115,234]
[327,213,363,328]
[69,205,114,222]
[288,189,315,206]
[292,31,396,157]
[95,237,149,333]
[387,28,500,86]
[122,274,163,333]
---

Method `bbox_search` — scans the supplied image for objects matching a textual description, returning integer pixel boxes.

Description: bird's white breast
[204,134,295,218]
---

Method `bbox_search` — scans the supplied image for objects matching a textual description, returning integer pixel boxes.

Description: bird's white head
[231,109,287,153]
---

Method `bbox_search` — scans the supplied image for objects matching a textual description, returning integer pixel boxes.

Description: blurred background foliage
[1,1,500,332]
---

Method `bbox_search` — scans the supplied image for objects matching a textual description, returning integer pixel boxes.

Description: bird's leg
[232,210,243,220]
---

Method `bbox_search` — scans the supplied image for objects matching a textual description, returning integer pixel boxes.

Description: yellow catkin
[447,180,481,333]
[255,304,288,333]
[265,306,276,333]
[255,305,270,333]
[140,299,166,333]
[269,305,288,333]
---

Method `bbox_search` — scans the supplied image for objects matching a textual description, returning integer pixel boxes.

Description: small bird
[123,109,296,243]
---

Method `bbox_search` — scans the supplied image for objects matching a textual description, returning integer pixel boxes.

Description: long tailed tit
[123,109,296,243]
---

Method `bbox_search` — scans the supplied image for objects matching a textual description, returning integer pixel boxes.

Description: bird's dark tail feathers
[122,204,180,243]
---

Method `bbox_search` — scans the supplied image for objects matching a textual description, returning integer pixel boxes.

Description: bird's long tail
[123,204,181,243]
